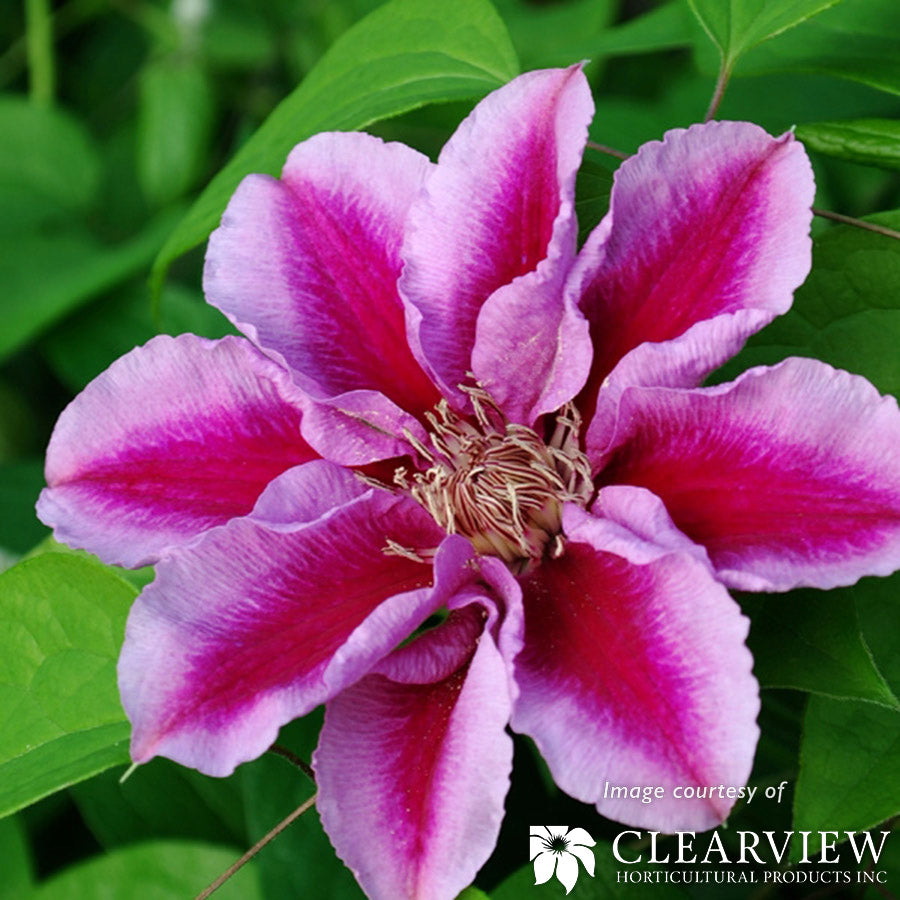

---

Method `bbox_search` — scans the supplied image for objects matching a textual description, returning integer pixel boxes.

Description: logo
[530,826,596,894]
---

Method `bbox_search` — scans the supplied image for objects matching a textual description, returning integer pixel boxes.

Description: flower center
[549,835,569,853]
[396,386,592,570]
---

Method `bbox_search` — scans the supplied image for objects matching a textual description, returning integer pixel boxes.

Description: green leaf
[0,207,183,363]
[138,57,215,206]
[456,889,490,900]
[732,0,900,96]
[151,0,519,293]
[575,157,614,245]
[793,696,900,857]
[32,839,262,900]
[492,0,615,69]
[796,119,900,171]
[0,815,32,899]
[0,96,100,232]
[857,572,900,695]
[0,553,135,818]
[742,589,898,708]
[687,0,844,69]
[714,209,900,398]
[575,0,695,60]
[21,537,154,593]
[71,758,246,850]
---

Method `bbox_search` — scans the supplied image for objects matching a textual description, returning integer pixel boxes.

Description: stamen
[354,472,396,492]
[395,388,593,568]
[383,540,436,564]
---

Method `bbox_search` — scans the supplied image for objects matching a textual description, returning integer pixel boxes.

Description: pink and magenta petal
[248,459,366,526]
[118,483,457,776]
[400,66,594,408]
[297,388,430,466]
[315,602,514,900]
[472,275,592,425]
[584,308,774,459]
[511,505,759,831]
[204,132,440,417]
[571,121,814,426]
[37,334,316,568]
[597,357,900,592]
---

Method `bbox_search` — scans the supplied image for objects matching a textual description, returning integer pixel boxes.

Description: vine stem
[25,0,54,105]
[195,792,317,900]
[813,207,900,242]
[585,140,628,161]
[704,63,731,122]
[268,743,316,781]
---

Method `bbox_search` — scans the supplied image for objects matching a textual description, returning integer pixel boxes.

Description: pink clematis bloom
[38,65,900,900]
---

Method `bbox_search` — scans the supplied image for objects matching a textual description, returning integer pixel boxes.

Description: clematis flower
[38,65,900,900]
[530,825,596,894]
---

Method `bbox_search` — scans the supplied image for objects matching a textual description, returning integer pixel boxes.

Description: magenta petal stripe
[400,65,594,405]
[583,308,774,459]
[204,131,440,417]
[118,484,453,777]
[596,357,900,592]
[37,334,316,568]
[570,121,814,425]
[511,505,759,831]
[315,603,514,900]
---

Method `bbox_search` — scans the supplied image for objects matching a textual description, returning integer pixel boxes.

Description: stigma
[395,386,593,571]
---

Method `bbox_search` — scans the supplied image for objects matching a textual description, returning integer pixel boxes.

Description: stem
[195,792,317,900]
[585,140,628,161]
[0,0,101,91]
[25,0,54,105]
[268,743,315,782]
[813,207,900,242]
[704,62,731,122]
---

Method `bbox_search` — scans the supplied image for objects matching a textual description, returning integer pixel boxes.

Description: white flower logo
[530,825,596,894]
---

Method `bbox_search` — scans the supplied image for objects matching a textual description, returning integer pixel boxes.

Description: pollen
[396,385,593,570]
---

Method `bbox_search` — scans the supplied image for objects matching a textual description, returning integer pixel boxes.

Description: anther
[394,388,593,569]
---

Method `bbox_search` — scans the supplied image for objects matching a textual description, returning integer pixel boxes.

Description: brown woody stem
[195,793,317,900]
[586,140,628,160]
[268,743,315,781]
[813,207,900,242]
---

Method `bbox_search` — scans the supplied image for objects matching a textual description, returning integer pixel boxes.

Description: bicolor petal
[118,479,465,777]
[584,308,773,459]
[401,65,594,410]
[248,459,366,526]
[37,334,315,568]
[315,599,515,900]
[570,121,814,427]
[204,132,440,418]
[597,357,900,592]
[298,388,429,466]
[511,504,759,831]
[473,276,592,426]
